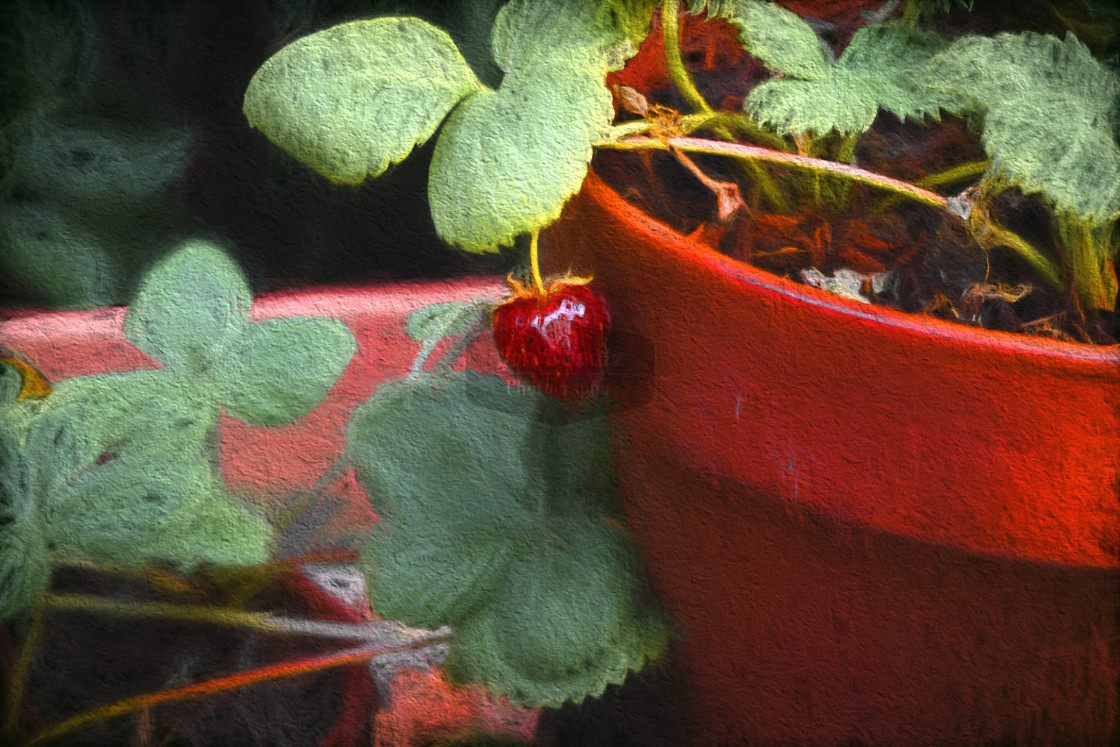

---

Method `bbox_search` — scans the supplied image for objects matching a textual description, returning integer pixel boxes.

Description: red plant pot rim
[592,171,1120,366]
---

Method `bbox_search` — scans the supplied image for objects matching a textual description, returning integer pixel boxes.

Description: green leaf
[25,370,215,505]
[221,316,356,427]
[48,452,273,570]
[747,76,877,137]
[361,503,526,629]
[746,22,963,136]
[428,0,630,251]
[926,32,1120,222]
[139,487,274,570]
[731,0,832,81]
[30,382,272,570]
[22,122,193,204]
[0,359,22,407]
[46,446,208,555]
[601,0,658,46]
[0,202,122,308]
[244,17,482,186]
[404,301,490,343]
[347,372,669,707]
[0,427,51,620]
[124,240,252,375]
[347,374,538,522]
[447,520,670,708]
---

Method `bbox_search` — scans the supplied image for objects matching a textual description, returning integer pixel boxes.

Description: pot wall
[542,171,1120,743]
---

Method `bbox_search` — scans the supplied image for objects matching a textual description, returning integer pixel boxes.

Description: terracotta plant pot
[541,170,1120,743]
[0,278,539,746]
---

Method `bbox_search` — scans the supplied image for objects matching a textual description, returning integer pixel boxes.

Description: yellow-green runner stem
[599,135,950,210]
[869,159,991,216]
[43,592,438,643]
[529,230,545,294]
[918,160,991,190]
[658,3,787,210]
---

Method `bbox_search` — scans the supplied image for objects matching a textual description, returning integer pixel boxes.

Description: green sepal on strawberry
[492,275,610,405]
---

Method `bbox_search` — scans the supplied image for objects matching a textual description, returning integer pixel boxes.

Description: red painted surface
[542,171,1120,742]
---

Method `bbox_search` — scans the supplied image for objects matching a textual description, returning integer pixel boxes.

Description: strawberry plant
[0,236,669,741]
[190,0,1120,727]
[243,0,1120,336]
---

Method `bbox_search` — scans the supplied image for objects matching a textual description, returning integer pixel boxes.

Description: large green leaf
[428,0,630,251]
[222,316,356,427]
[347,372,669,707]
[745,22,963,136]
[447,520,670,708]
[244,17,482,185]
[23,374,270,570]
[136,485,274,570]
[46,446,210,556]
[347,374,537,522]
[47,448,273,570]
[124,240,252,375]
[13,369,270,571]
[926,32,1120,222]
[361,502,527,629]
[731,0,832,81]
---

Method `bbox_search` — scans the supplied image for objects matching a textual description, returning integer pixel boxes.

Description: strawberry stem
[530,230,546,295]
[599,135,950,211]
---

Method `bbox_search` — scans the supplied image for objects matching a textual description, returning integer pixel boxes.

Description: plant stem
[918,159,990,190]
[869,159,990,216]
[599,135,950,210]
[658,2,786,210]
[1061,214,1117,312]
[973,213,1067,294]
[24,635,452,747]
[408,336,443,378]
[434,328,486,376]
[661,0,709,116]
[1,600,46,738]
[529,229,545,295]
[42,592,440,644]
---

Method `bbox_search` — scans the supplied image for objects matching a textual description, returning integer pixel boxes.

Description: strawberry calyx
[498,272,595,303]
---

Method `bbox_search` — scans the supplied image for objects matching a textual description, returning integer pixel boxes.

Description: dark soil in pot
[592,115,1120,347]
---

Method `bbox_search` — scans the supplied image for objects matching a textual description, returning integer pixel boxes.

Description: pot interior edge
[582,170,1120,370]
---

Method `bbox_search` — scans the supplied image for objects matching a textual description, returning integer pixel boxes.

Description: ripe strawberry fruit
[492,275,610,405]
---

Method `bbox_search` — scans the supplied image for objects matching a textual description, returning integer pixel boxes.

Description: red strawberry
[492,275,610,405]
